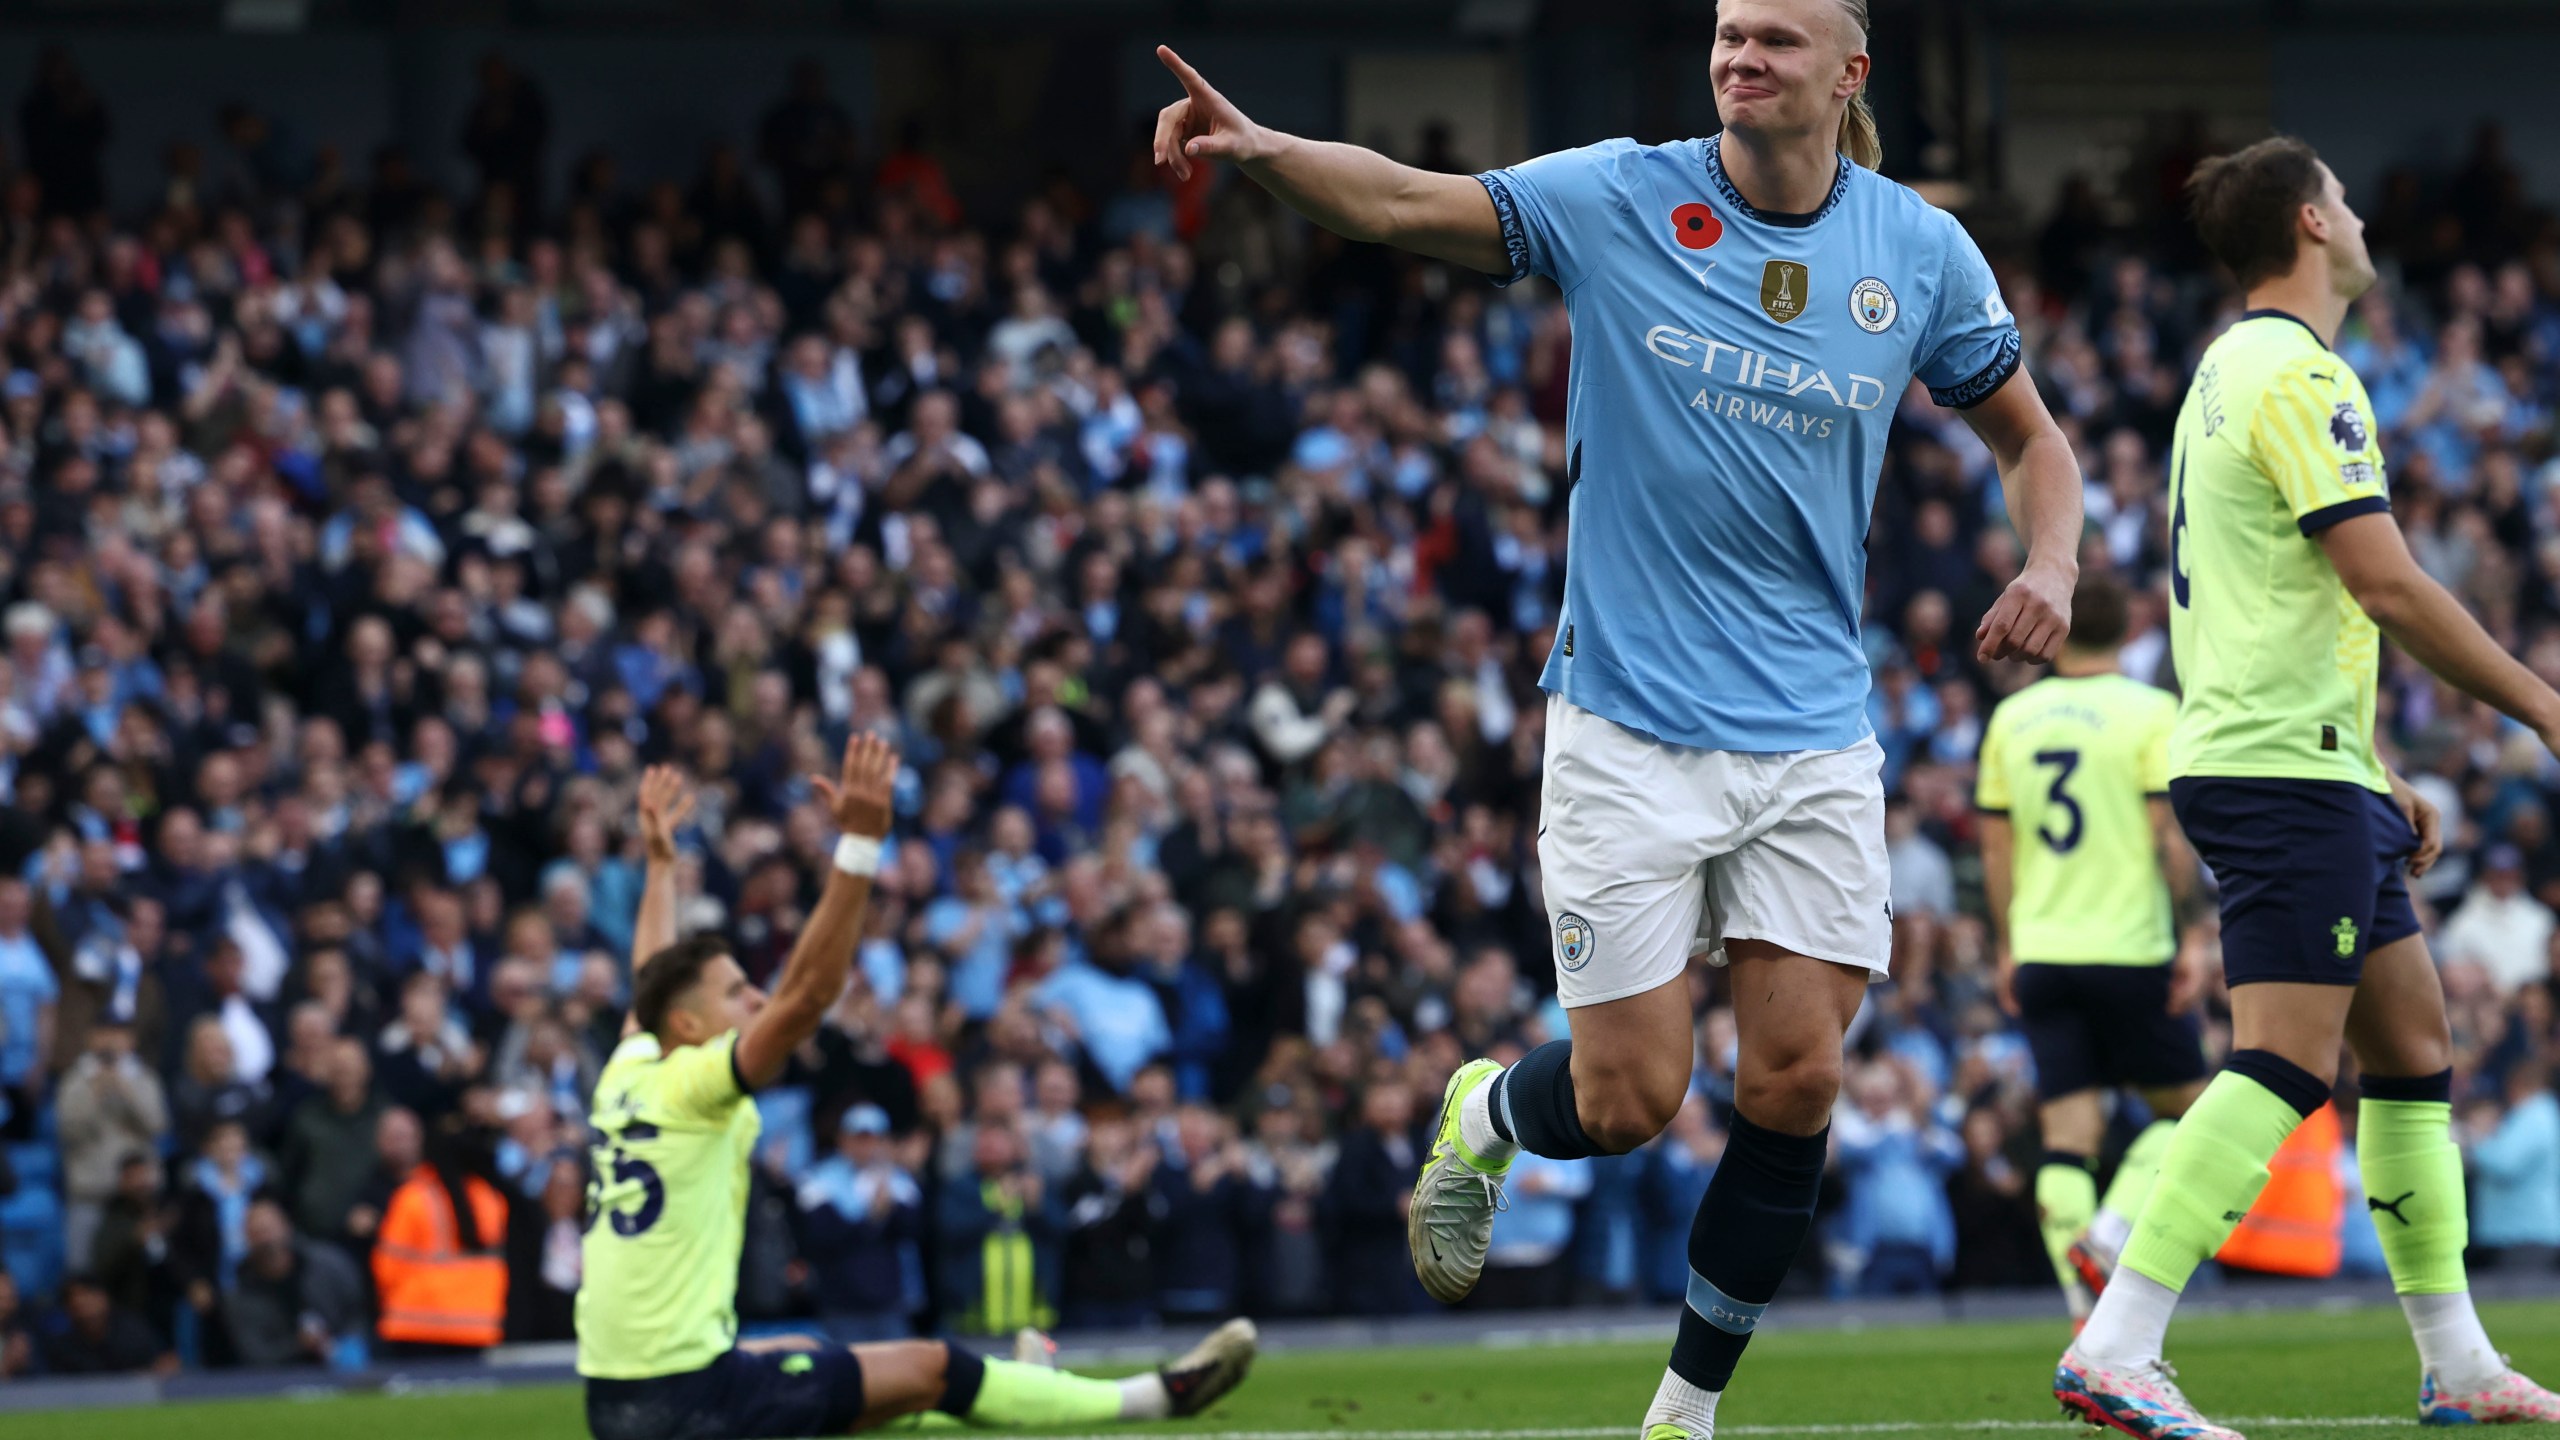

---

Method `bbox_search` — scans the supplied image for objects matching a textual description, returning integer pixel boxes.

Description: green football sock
[2099,1118,2179,1226]
[2118,1070,2305,1294]
[2035,1153,2098,1292]
[961,1358,1131,1425]
[2359,1097,2468,1295]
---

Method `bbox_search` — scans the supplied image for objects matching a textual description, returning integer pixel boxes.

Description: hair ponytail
[1834,0,1882,170]
[1838,88,1882,171]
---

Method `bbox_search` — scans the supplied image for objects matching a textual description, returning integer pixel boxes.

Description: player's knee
[1581,1096,1675,1153]
[2141,1080,2209,1120]
[1575,1066,1686,1153]
[2364,1024,2452,1080]
[1737,1045,1843,1131]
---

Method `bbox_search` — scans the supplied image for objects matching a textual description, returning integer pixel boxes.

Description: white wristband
[833,834,882,878]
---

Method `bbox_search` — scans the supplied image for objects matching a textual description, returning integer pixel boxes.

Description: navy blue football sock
[937,1342,988,1416]
[1670,1111,1829,1392]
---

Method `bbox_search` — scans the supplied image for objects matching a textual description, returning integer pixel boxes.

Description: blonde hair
[1835,0,1882,170]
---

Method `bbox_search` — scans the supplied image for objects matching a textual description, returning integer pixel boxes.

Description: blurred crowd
[0,44,2558,1379]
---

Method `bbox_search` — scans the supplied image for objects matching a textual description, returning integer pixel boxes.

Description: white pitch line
[961,1419,2409,1440]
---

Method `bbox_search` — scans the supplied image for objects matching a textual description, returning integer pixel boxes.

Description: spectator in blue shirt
[610,609,700,713]
[795,1104,924,1342]
[0,878,58,1108]
[1831,1059,1965,1296]
[1149,1106,1264,1321]
[1132,903,1228,1102]
[1639,1095,1723,1304]
[2463,1064,2560,1261]
[1481,1148,1592,1311]
[1032,922,1171,1095]
[1001,708,1110,837]
[922,851,1026,1022]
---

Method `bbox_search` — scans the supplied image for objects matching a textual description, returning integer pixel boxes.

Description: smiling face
[1711,0,1867,145]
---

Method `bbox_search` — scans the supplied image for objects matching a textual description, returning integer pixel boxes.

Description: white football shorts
[1537,694,1893,1007]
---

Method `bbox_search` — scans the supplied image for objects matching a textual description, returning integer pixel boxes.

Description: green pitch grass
[13,1301,2560,1440]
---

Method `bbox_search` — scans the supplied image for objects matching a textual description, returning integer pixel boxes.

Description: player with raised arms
[1154,1,2083,1434]
[2054,135,2560,1439]
[576,750,1256,1440]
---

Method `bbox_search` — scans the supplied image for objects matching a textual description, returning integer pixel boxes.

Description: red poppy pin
[1671,202,1723,250]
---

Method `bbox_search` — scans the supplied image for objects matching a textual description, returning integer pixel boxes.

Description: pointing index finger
[1157,45,1213,103]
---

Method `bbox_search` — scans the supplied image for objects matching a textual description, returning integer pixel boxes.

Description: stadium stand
[0,38,2553,1378]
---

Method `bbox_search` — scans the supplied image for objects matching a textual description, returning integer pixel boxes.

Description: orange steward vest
[2215,1102,2342,1278]
[373,1168,509,1347]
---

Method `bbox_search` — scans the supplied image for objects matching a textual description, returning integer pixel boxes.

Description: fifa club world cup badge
[1760,260,1809,324]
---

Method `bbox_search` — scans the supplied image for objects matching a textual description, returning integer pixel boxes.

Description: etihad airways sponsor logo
[1643,323,1886,438]
[1643,324,1889,412]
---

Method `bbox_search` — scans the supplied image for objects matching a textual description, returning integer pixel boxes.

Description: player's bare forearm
[621,857,680,1042]
[735,733,897,1087]
[628,766,698,1041]
[2148,796,2196,911]
[1237,135,1511,275]
[634,857,679,971]
[1978,814,2014,951]
[2323,513,2560,744]
[2002,428,2084,582]
[1963,379,2080,662]
[1152,44,1508,276]
[736,868,874,1087]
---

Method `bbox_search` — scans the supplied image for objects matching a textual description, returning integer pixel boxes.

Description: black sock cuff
[2225,1049,2330,1119]
[1727,1111,1830,1177]
[937,1342,987,1417]
[1486,1065,1517,1144]
[2039,1149,2094,1173]
[2360,1068,2454,1104]
[1501,1039,1610,1159]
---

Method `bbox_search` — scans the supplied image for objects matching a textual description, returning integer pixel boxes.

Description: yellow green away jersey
[1976,672,2178,964]
[576,1030,761,1379]
[2166,310,2391,794]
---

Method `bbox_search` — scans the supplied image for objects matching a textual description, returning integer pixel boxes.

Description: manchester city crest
[1849,276,1898,333]
[1554,912,1595,972]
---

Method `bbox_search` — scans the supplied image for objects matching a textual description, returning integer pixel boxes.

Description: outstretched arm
[1152,46,1509,276]
[623,765,696,1041]
[733,734,898,1090]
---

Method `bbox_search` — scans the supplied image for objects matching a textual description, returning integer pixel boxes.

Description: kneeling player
[579,755,1256,1440]
[1977,573,2208,1325]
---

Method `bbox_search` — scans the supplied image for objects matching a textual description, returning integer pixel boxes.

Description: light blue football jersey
[1478,134,2020,752]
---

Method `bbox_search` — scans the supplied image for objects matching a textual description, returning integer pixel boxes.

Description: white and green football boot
[1409,1058,1513,1303]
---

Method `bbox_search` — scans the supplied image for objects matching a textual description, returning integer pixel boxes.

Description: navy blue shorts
[586,1346,867,1440]
[2170,777,2423,987]
[2011,963,2208,1100]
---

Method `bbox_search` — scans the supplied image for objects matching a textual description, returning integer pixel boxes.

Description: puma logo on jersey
[2370,1191,2417,1226]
